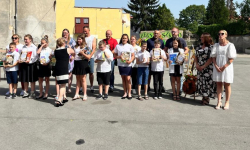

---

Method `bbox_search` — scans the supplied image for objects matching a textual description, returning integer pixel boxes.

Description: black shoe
[162,86,166,93]
[127,96,132,100]
[96,94,102,100]
[12,93,17,99]
[121,95,127,99]
[36,95,43,99]
[55,100,64,107]
[147,86,151,92]
[109,87,114,93]
[5,94,12,99]
[103,94,108,100]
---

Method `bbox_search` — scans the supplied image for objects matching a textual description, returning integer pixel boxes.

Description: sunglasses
[12,37,18,40]
[218,33,224,36]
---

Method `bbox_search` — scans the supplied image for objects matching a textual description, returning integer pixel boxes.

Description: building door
[75,17,89,34]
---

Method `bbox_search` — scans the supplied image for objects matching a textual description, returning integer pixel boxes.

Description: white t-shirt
[74,46,84,61]
[168,48,185,74]
[150,49,166,72]
[136,50,151,68]
[20,44,38,64]
[94,49,114,72]
[132,45,141,68]
[114,43,135,67]
[6,43,24,54]
[4,51,20,71]
[39,47,52,64]
[85,35,95,58]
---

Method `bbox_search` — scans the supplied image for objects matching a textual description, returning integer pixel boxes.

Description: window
[76,18,81,24]
[84,18,89,24]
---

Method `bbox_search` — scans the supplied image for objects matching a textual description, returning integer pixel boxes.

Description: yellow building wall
[56,0,130,41]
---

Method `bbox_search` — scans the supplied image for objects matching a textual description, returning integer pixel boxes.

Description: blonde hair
[130,35,137,40]
[24,34,33,42]
[98,40,106,47]
[56,38,66,47]
[219,30,228,36]
[75,34,87,49]
[41,35,49,43]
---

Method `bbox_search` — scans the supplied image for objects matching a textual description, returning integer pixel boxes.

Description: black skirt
[169,65,182,77]
[72,60,90,75]
[38,64,51,78]
[19,63,38,82]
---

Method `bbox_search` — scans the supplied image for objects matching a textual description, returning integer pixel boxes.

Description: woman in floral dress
[195,33,216,105]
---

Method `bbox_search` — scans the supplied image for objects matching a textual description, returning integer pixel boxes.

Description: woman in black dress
[54,38,75,106]
[195,33,216,105]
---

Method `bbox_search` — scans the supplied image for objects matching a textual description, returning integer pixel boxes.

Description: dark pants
[110,60,115,89]
[152,71,164,96]
[132,67,138,89]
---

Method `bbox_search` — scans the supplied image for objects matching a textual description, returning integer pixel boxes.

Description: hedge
[197,20,250,40]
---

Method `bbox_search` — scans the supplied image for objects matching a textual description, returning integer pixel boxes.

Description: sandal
[202,97,210,105]
[137,95,143,101]
[144,95,149,100]
[82,95,87,101]
[72,95,81,101]
[54,95,58,101]
[173,95,177,100]
[63,97,69,103]
[55,100,64,107]
[176,95,181,101]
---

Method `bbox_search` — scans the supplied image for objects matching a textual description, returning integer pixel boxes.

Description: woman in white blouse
[114,34,135,100]
[211,30,237,110]
[19,34,38,99]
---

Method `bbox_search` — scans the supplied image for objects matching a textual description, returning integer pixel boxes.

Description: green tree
[206,0,229,24]
[178,5,206,32]
[226,0,237,21]
[152,4,175,30]
[124,0,160,32]
[236,0,250,21]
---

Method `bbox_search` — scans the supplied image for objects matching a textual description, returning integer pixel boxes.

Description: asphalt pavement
[0,55,250,150]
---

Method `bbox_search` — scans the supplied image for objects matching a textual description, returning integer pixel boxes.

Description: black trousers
[152,71,164,96]
[132,67,138,89]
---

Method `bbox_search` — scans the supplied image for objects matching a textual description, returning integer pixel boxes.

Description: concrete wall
[0,0,56,49]
[228,35,250,53]
[56,0,130,42]
[0,0,15,49]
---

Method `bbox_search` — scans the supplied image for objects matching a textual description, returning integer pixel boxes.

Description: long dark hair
[202,32,213,47]
[172,37,183,49]
[119,34,130,44]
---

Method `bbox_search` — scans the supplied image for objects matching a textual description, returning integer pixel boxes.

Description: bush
[197,20,250,39]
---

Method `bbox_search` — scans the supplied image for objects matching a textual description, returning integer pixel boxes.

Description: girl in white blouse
[114,34,135,100]
[19,34,38,99]
[36,36,52,99]
[211,30,237,110]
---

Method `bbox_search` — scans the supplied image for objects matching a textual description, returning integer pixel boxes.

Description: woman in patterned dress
[195,33,216,105]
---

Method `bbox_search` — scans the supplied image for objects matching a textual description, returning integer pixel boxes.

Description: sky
[75,0,244,19]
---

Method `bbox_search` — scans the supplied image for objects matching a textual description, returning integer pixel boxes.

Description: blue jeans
[137,67,149,85]
[88,58,94,73]
[110,60,115,89]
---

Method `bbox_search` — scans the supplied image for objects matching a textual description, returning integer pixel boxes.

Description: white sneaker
[20,90,24,96]
[153,97,158,100]
[43,86,45,93]
[132,89,136,94]
[158,97,162,99]
[5,91,10,96]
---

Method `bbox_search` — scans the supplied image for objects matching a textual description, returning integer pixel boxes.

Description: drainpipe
[14,0,17,33]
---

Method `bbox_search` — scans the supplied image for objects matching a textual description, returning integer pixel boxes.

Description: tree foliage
[236,0,250,21]
[152,4,175,30]
[124,0,160,32]
[178,5,206,32]
[206,0,229,24]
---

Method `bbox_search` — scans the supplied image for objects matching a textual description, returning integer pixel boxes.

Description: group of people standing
[2,27,236,109]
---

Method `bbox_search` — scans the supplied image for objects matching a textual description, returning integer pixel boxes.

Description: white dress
[210,42,237,83]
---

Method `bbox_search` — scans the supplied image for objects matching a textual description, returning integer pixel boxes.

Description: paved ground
[0,55,250,150]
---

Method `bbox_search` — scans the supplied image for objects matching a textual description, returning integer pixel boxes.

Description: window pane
[76,18,81,24]
[84,18,89,24]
